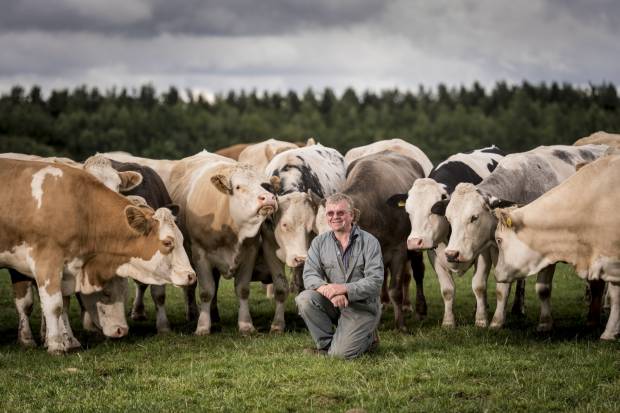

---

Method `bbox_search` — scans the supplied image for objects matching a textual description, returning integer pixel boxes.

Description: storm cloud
[1,0,618,96]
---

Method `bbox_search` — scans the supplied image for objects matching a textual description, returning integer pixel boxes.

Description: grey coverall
[295,225,384,359]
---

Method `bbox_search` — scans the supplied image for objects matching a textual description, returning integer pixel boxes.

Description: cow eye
[496,238,502,245]
[163,239,174,249]
[281,222,288,229]
[235,185,241,191]
[470,215,478,223]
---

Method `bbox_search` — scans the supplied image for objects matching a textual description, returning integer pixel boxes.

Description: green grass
[0,264,618,412]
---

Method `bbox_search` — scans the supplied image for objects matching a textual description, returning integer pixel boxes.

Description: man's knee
[328,341,369,360]
[295,289,321,313]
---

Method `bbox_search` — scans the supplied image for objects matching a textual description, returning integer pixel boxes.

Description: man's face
[325,200,353,233]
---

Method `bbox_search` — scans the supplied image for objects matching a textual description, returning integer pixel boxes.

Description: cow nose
[187,271,197,285]
[407,237,424,250]
[112,326,129,338]
[293,255,307,266]
[445,250,460,262]
[259,193,275,204]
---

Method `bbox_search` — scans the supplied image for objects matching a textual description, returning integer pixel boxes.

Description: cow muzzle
[407,237,427,251]
[172,270,197,286]
[105,324,129,338]
[445,250,461,263]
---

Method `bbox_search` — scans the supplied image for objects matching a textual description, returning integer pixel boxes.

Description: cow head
[444,183,497,265]
[493,208,551,283]
[79,276,129,338]
[210,163,277,237]
[272,190,320,267]
[388,178,451,251]
[84,155,142,193]
[117,206,196,286]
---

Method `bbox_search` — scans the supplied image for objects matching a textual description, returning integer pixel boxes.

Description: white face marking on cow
[79,277,129,338]
[116,208,195,286]
[494,224,551,282]
[444,184,496,264]
[31,166,63,208]
[406,179,450,250]
[273,192,315,267]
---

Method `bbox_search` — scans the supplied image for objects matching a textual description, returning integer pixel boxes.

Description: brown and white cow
[1,153,143,347]
[104,150,277,335]
[0,158,195,354]
[315,151,427,331]
[494,153,620,340]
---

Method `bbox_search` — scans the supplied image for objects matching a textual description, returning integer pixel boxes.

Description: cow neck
[80,188,160,286]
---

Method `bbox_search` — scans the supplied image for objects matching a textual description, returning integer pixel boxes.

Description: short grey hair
[325,193,355,212]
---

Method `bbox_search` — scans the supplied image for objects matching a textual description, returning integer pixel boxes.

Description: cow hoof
[475,319,488,328]
[65,338,82,351]
[441,322,456,329]
[536,322,553,333]
[402,304,413,313]
[130,311,147,322]
[194,327,212,336]
[270,324,284,334]
[157,326,172,334]
[600,332,617,341]
[239,324,256,336]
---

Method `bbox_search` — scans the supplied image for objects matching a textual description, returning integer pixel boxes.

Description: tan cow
[215,143,252,160]
[0,159,195,354]
[238,139,299,173]
[494,154,620,340]
[574,131,620,149]
[104,150,277,335]
[344,138,433,176]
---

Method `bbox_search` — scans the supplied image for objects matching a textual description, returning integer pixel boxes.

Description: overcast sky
[1,0,619,98]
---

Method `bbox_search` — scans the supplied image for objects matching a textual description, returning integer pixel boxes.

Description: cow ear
[495,209,516,230]
[125,206,153,235]
[306,137,316,146]
[430,199,449,216]
[165,203,180,217]
[487,197,517,209]
[269,175,281,193]
[119,171,143,192]
[308,189,324,210]
[126,195,148,207]
[386,194,408,208]
[211,174,232,194]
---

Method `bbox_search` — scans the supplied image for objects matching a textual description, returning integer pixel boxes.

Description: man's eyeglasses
[326,210,350,217]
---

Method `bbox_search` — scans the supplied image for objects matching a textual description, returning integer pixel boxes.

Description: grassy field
[0,264,618,412]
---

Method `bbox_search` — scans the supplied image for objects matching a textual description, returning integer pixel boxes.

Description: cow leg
[60,295,81,351]
[511,279,526,316]
[409,251,426,320]
[150,285,170,333]
[601,282,620,340]
[36,269,68,355]
[270,272,289,333]
[184,282,199,322]
[380,272,390,310]
[211,269,221,326]
[235,242,259,335]
[388,252,408,332]
[11,277,37,347]
[586,280,605,328]
[194,251,217,336]
[401,266,413,312]
[472,250,493,328]
[130,281,148,321]
[535,264,555,332]
[260,235,289,332]
[433,254,456,328]
[490,281,512,329]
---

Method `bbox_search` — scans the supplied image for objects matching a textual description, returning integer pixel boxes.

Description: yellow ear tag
[506,217,512,228]
[398,200,406,207]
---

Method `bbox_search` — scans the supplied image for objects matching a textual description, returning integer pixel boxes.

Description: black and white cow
[316,151,428,331]
[260,144,347,331]
[387,146,523,328]
[107,159,184,334]
[443,144,609,330]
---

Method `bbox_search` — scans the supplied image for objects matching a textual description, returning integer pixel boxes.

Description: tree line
[0,82,618,163]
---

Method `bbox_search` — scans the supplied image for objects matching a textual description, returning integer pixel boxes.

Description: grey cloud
[0,0,387,36]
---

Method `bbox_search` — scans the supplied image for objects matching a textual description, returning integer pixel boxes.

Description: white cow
[344,138,433,176]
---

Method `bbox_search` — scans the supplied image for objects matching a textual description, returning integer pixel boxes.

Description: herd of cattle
[0,131,618,354]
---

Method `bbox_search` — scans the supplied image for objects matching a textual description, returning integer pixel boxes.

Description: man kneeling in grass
[296,193,384,359]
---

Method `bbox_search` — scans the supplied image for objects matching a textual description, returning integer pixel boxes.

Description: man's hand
[331,294,349,308]
[316,283,347,299]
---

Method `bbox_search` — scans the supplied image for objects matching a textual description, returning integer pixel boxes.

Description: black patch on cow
[429,161,484,194]
[487,159,499,172]
[430,199,449,216]
[261,182,276,195]
[109,160,174,210]
[578,149,596,161]
[274,163,325,198]
[552,149,575,164]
